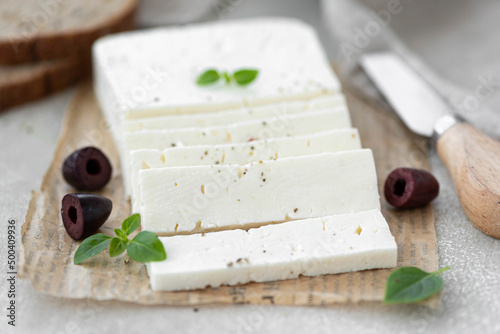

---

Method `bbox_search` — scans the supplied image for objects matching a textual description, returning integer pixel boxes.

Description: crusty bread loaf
[0,55,90,110]
[0,0,137,64]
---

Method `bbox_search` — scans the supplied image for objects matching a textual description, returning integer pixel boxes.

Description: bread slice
[0,0,137,64]
[0,55,90,110]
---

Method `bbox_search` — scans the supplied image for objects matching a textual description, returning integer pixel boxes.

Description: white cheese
[124,109,350,151]
[93,17,340,123]
[147,209,397,291]
[123,108,351,195]
[122,95,347,132]
[130,129,362,212]
[139,150,380,234]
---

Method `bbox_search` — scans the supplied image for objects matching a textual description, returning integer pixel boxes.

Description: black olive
[384,168,439,209]
[61,193,112,240]
[62,147,112,190]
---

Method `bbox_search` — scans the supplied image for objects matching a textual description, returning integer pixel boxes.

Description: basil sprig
[384,266,450,304]
[74,214,166,264]
[196,68,259,86]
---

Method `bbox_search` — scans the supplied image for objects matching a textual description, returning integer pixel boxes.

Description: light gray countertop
[1,1,499,333]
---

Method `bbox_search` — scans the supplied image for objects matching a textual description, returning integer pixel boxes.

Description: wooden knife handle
[437,122,500,238]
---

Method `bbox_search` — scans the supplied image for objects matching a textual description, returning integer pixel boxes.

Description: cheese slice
[147,209,397,291]
[139,150,380,234]
[122,95,346,132]
[123,108,351,195]
[130,129,362,212]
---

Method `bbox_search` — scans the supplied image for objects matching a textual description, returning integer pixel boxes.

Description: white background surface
[1,0,500,333]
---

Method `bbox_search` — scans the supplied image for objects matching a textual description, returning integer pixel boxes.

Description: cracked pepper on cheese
[129,129,361,212]
[147,210,397,291]
[139,150,380,234]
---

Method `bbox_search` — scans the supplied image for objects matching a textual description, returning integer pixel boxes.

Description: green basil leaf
[196,69,220,85]
[127,231,166,263]
[74,233,112,264]
[384,266,450,304]
[233,69,259,86]
[109,237,128,257]
[122,213,140,236]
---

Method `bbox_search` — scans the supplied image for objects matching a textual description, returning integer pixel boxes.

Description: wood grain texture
[437,123,500,239]
[0,0,137,64]
[0,55,90,111]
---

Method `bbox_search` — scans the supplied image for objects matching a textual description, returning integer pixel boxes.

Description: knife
[360,53,500,239]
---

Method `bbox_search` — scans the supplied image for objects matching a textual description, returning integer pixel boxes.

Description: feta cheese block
[122,95,347,132]
[147,209,397,291]
[93,18,341,142]
[139,150,380,234]
[130,129,362,212]
[122,108,351,194]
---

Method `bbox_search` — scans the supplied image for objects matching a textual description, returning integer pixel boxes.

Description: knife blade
[360,52,500,239]
[360,53,457,137]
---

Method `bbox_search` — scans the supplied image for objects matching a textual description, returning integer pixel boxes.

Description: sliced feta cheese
[147,209,397,291]
[130,129,361,212]
[125,109,351,151]
[139,150,380,234]
[122,95,347,132]
[93,17,340,125]
[123,108,351,195]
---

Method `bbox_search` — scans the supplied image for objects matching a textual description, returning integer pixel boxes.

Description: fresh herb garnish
[196,69,220,85]
[233,69,259,85]
[384,266,450,304]
[74,214,166,264]
[73,233,112,264]
[196,68,259,86]
[127,231,166,262]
